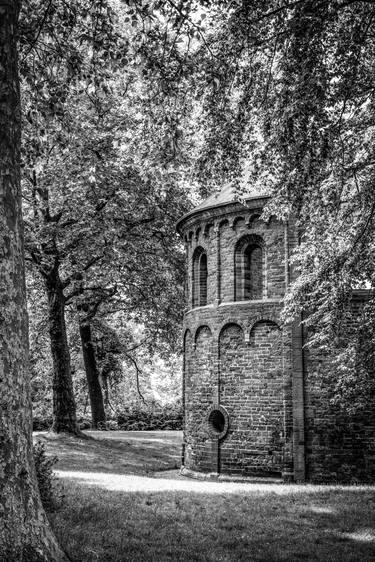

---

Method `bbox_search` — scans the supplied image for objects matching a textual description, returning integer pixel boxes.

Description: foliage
[19,0,191,428]
[33,441,60,511]
[30,305,182,427]
[138,0,375,411]
[19,0,189,318]
[115,402,182,431]
[330,299,375,414]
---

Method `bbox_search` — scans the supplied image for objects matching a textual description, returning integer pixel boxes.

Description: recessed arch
[249,320,282,354]
[246,213,261,228]
[234,234,265,301]
[249,319,281,335]
[183,329,192,348]
[233,216,245,229]
[194,325,212,344]
[203,222,214,237]
[219,322,244,341]
[218,218,229,230]
[192,246,208,307]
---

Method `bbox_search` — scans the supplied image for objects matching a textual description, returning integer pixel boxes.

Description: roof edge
[176,194,271,233]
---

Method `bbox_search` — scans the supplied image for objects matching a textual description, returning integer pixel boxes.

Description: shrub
[78,417,92,430]
[32,416,53,431]
[33,441,59,511]
[116,402,183,431]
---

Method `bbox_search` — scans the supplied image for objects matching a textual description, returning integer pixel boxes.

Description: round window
[206,405,229,440]
[208,410,225,434]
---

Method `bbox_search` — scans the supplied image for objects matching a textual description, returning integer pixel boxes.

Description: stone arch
[234,234,266,301]
[218,322,245,359]
[246,213,262,228]
[232,216,246,229]
[217,320,245,343]
[203,222,214,237]
[248,315,280,332]
[192,246,208,307]
[249,320,282,355]
[218,218,229,230]
[194,324,212,345]
[249,318,281,335]
[183,328,192,348]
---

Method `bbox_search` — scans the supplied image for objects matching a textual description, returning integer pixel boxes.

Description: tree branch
[126,354,147,404]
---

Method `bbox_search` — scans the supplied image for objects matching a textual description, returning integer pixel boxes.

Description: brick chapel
[177,186,375,483]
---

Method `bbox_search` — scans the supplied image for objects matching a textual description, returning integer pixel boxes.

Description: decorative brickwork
[178,191,374,482]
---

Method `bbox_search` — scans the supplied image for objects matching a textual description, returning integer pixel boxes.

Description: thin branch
[123,339,147,354]
[352,200,375,250]
[252,0,306,23]
[165,0,216,58]
[126,354,147,404]
[22,0,54,61]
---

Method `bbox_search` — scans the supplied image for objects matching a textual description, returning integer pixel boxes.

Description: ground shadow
[50,478,375,562]
[34,430,182,475]
[37,430,375,561]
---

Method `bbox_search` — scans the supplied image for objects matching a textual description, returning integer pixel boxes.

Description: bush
[32,416,53,431]
[78,417,92,430]
[33,441,59,511]
[116,403,183,431]
[32,402,183,433]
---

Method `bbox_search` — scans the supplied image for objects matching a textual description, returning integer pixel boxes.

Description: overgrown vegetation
[20,0,375,432]
[33,402,183,432]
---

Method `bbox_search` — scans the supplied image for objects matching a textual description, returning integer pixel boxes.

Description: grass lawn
[34,431,375,562]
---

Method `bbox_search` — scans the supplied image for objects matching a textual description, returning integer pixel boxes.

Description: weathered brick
[177,193,374,482]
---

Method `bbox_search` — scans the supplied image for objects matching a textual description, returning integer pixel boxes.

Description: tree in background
[0,1,66,558]
[20,0,189,432]
[141,0,375,411]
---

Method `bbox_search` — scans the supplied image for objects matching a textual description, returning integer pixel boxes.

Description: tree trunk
[79,321,106,428]
[44,270,80,435]
[101,372,110,409]
[0,3,68,559]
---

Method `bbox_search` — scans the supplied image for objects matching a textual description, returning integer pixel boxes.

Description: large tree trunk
[45,270,80,434]
[79,321,106,428]
[0,3,68,559]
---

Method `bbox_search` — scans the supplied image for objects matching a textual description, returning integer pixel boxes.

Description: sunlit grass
[36,431,375,562]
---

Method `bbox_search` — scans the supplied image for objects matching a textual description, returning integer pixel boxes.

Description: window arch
[234,235,265,301]
[192,247,208,307]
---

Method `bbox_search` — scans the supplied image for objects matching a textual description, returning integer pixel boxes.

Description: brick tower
[177,186,375,483]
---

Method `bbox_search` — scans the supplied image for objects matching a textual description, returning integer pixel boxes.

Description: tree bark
[0,2,68,559]
[79,321,106,428]
[44,269,80,435]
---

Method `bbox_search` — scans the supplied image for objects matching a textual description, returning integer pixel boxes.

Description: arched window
[192,247,208,307]
[234,235,264,301]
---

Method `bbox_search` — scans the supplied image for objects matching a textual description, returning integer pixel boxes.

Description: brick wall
[304,296,375,482]
[184,326,217,472]
[219,321,285,475]
[179,198,374,482]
